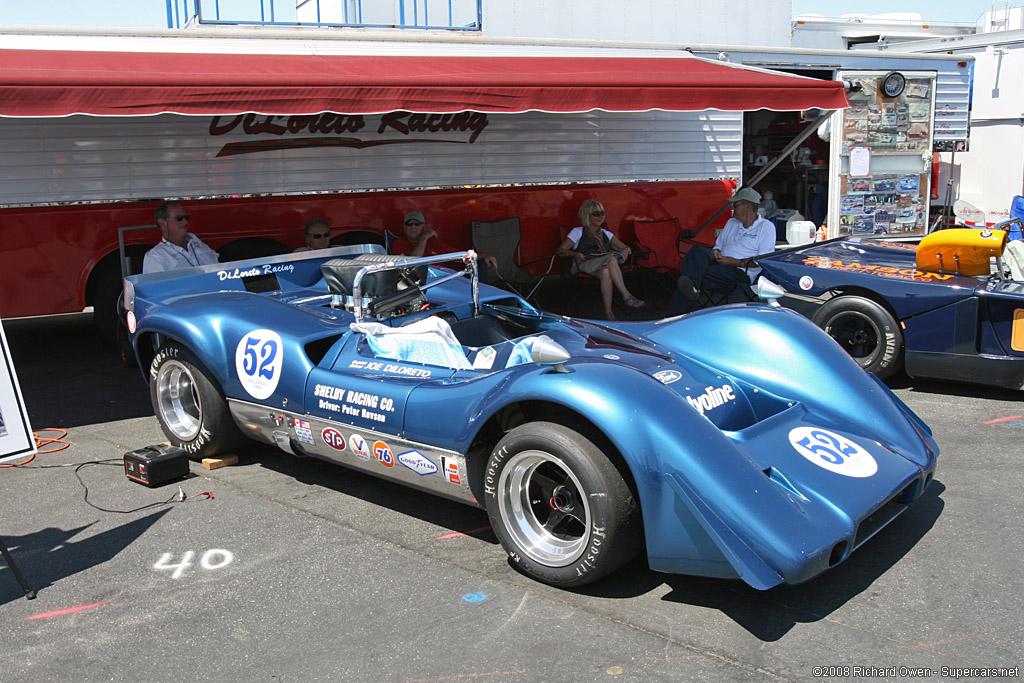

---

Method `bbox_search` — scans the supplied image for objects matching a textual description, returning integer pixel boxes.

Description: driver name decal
[788,427,878,477]
[314,383,396,423]
[235,329,284,400]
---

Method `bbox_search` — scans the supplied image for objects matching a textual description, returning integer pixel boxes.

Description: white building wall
[480,0,789,46]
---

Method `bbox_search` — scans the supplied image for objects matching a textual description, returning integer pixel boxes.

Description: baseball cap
[404,211,426,225]
[727,188,762,205]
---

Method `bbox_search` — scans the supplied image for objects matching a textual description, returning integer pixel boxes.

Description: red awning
[0,49,849,117]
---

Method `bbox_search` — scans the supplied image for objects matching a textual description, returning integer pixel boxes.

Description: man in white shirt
[669,187,776,314]
[142,201,220,273]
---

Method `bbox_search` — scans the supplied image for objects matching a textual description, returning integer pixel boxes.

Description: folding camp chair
[675,237,758,310]
[471,217,555,301]
[632,218,685,297]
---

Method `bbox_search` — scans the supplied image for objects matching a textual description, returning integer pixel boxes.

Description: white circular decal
[799,275,814,291]
[653,370,682,384]
[235,329,284,400]
[126,310,137,334]
[788,427,877,478]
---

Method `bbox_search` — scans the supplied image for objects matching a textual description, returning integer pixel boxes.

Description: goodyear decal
[398,450,439,476]
[799,256,955,283]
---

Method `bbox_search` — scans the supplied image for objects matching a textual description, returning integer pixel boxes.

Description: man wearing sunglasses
[294,217,331,252]
[391,210,498,273]
[143,200,220,273]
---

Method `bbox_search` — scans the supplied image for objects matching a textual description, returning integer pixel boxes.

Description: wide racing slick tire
[811,295,903,380]
[484,422,642,588]
[150,342,243,460]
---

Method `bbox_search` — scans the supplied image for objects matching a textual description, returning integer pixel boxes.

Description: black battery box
[124,444,189,487]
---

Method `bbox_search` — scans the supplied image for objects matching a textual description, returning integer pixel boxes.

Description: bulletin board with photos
[837,74,934,237]
[839,172,928,236]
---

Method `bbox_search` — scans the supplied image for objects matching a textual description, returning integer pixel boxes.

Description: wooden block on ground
[202,455,239,470]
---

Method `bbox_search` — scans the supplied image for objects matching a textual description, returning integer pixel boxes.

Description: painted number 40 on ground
[154,549,234,579]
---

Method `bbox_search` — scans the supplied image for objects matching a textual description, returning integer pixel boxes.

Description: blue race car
[757,222,1024,388]
[125,246,937,589]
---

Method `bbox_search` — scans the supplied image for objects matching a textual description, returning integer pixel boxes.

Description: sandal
[624,295,647,309]
[605,311,617,321]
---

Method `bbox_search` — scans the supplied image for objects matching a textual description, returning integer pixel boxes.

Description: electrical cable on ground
[2,428,214,513]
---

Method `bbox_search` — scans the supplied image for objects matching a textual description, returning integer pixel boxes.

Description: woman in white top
[557,199,646,320]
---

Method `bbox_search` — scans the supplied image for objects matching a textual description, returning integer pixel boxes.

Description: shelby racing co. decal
[788,427,878,478]
[653,370,682,385]
[686,384,737,416]
[236,329,284,400]
[398,450,438,476]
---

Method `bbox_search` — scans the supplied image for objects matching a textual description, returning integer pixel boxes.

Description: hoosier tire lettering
[484,422,641,588]
[150,342,244,460]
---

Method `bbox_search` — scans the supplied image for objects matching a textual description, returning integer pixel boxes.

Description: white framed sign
[0,321,35,464]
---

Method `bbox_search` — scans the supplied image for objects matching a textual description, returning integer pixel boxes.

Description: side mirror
[530,335,572,373]
[753,276,786,307]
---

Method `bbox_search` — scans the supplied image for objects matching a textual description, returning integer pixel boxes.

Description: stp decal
[350,433,371,461]
[235,329,284,400]
[373,440,395,467]
[321,428,346,451]
[398,450,438,476]
[788,427,878,478]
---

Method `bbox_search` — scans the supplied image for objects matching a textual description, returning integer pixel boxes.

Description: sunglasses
[310,232,330,239]
[590,210,605,216]
[405,220,424,227]
[170,214,190,222]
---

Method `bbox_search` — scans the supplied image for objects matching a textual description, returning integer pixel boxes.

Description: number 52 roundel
[236,329,284,400]
[788,427,878,478]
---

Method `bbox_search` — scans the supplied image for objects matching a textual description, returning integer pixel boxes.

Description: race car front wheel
[484,422,642,588]
[150,342,243,459]
[812,295,903,380]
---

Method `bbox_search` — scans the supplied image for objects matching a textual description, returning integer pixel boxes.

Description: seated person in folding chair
[391,211,498,278]
[557,199,646,320]
[294,217,331,252]
[669,188,775,315]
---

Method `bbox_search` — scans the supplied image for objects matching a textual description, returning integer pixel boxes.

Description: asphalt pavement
[0,307,1021,682]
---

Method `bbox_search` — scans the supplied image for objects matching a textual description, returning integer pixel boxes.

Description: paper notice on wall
[849,146,871,177]
[0,321,35,464]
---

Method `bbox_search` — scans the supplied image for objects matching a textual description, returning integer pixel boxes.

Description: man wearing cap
[391,211,498,272]
[669,187,776,314]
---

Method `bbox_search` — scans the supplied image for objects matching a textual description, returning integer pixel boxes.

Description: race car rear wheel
[484,422,641,587]
[150,342,243,459]
[812,295,903,380]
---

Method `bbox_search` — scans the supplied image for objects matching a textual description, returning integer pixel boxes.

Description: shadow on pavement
[0,509,170,605]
